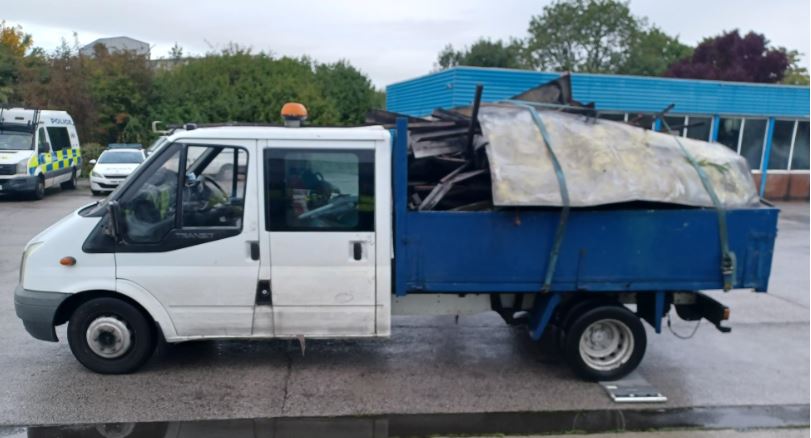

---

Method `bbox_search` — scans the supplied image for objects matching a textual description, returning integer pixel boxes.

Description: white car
[89,148,145,195]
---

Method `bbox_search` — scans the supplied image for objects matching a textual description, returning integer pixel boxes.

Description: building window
[598,112,626,122]
[717,118,743,152]
[768,120,796,170]
[791,121,809,171]
[685,116,712,141]
[628,113,654,129]
[739,119,768,170]
[662,116,685,135]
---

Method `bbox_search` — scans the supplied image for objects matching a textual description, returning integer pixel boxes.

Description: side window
[46,127,71,151]
[120,146,181,243]
[267,149,374,231]
[37,128,50,154]
[182,145,248,228]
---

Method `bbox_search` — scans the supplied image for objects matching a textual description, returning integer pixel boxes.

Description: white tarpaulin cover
[478,104,760,208]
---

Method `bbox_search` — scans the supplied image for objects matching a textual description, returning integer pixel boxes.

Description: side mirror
[89,159,97,165]
[106,200,122,242]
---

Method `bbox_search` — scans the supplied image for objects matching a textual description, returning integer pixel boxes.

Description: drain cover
[600,373,667,403]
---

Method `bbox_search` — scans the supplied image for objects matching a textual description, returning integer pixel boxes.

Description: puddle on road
[2,404,807,438]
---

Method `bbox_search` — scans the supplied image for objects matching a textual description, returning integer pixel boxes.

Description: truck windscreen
[0,128,34,151]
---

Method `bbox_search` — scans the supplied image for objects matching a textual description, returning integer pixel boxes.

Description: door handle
[353,241,362,261]
[249,241,259,260]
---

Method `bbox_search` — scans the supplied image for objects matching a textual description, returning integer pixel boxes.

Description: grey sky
[3,0,809,88]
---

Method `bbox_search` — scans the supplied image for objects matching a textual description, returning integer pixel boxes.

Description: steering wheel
[201,175,228,199]
[184,175,229,214]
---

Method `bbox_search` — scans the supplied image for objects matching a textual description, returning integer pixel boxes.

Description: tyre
[30,177,45,200]
[563,305,646,381]
[555,298,615,350]
[61,169,78,189]
[67,297,156,374]
[92,190,103,196]
[28,422,169,438]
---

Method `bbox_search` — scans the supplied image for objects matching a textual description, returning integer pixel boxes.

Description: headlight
[20,241,43,287]
[91,171,102,178]
[16,160,28,174]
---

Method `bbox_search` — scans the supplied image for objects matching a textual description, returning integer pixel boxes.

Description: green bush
[80,142,104,177]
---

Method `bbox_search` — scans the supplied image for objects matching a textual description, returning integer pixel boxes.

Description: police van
[0,108,81,199]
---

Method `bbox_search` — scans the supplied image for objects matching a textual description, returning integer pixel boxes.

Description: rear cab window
[265,148,374,232]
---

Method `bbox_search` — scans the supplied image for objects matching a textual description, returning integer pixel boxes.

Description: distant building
[80,36,150,58]
[149,57,191,71]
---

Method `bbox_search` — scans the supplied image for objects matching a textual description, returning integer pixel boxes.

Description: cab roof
[0,108,72,125]
[167,125,390,143]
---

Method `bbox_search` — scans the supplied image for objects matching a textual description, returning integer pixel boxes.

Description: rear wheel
[564,305,646,381]
[61,169,77,189]
[67,298,156,374]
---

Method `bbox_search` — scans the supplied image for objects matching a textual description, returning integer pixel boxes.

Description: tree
[781,49,810,85]
[149,50,379,128]
[525,0,642,72]
[169,42,183,60]
[86,46,153,144]
[436,38,526,70]
[314,60,383,124]
[618,27,693,76]
[0,21,34,103]
[665,30,790,83]
[0,21,33,57]
[18,37,98,143]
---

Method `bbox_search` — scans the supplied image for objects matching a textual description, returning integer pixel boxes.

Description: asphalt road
[0,183,808,426]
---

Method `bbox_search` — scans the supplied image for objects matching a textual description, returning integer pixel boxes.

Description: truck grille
[0,164,16,175]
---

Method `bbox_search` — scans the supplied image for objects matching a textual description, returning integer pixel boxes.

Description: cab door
[264,142,377,337]
[114,140,259,337]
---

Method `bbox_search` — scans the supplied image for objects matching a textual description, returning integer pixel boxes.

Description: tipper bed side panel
[394,206,778,295]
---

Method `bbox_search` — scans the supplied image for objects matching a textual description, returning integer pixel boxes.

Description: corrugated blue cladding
[386,69,458,116]
[386,67,810,118]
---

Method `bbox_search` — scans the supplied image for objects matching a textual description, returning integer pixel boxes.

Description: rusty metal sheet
[478,104,759,208]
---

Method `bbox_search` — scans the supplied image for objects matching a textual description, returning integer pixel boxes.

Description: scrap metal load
[367,75,760,211]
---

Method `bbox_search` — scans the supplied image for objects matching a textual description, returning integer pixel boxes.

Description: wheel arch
[54,289,174,341]
[555,293,624,330]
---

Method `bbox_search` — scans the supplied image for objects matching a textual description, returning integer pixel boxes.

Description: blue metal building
[387,67,810,199]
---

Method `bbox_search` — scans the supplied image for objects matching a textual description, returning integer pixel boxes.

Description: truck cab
[0,108,81,199]
[15,121,392,373]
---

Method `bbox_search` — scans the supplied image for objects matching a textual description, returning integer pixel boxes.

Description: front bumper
[14,284,71,342]
[0,175,39,194]
[89,176,125,191]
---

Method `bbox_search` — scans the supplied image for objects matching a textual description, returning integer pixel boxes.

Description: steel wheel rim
[86,316,132,359]
[578,318,634,371]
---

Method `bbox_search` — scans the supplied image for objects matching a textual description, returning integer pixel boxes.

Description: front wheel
[67,298,156,374]
[30,177,45,200]
[563,305,646,381]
